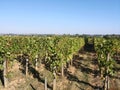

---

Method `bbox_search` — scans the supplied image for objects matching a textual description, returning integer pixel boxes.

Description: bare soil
[0,51,120,90]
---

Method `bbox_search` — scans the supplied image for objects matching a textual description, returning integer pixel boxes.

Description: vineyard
[0,35,120,90]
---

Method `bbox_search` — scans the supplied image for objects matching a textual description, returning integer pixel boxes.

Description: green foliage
[0,35,85,73]
[94,37,117,76]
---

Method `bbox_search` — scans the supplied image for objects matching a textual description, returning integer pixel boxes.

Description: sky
[0,0,120,34]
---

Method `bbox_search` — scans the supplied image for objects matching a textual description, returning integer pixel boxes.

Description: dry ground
[0,51,120,90]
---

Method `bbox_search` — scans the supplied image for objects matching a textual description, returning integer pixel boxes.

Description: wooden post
[61,63,64,77]
[35,58,38,70]
[39,56,41,66]
[45,77,47,90]
[3,59,8,87]
[104,53,110,90]
[104,75,107,90]
[35,55,38,70]
[26,58,28,76]
[53,71,56,90]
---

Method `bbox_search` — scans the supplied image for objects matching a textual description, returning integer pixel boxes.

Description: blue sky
[0,0,120,34]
